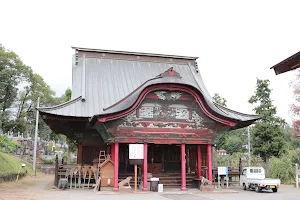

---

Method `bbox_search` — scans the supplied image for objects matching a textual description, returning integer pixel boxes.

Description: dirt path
[0,173,56,200]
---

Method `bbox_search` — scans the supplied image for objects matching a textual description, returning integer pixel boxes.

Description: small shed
[99,155,114,187]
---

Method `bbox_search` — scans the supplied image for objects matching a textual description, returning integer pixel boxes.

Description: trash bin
[150,177,160,192]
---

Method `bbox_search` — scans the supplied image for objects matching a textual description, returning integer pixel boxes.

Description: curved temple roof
[38,47,261,129]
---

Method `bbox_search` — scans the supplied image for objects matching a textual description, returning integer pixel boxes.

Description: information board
[129,144,144,159]
[218,166,229,175]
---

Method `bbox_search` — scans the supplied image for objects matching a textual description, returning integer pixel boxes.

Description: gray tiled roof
[38,48,260,124]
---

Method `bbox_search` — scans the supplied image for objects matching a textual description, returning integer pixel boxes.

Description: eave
[271,51,300,75]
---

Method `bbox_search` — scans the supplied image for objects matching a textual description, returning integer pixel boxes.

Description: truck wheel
[255,186,261,193]
[272,188,277,193]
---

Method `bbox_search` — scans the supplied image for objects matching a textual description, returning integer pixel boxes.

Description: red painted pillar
[77,143,83,165]
[207,144,213,181]
[197,145,202,179]
[143,143,148,191]
[113,143,119,191]
[111,144,115,162]
[181,143,186,190]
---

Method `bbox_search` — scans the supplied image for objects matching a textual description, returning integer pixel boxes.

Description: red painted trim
[97,84,236,127]
[132,120,194,124]
[145,93,194,101]
[143,143,148,191]
[113,143,119,191]
[207,144,213,181]
[117,138,210,144]
[131,129,210,135]
[181,143,187,190]
[197,146,202,179]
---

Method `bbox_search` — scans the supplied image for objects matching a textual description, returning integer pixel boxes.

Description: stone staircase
[152,173,196,188]
[118,172,197,188]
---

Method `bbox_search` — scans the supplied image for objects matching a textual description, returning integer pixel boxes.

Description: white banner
[129,144,144,159]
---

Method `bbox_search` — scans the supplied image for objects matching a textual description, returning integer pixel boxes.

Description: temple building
[271,50,300,75]
[38,47,260,190]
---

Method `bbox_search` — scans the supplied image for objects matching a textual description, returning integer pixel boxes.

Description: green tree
[64,88,72,102]
[0,44,30,132]
[0,44,60,141]
[13,72,59,134]
[212,93,247,154]
[249,78,287,176]
[218,128,247,155]
[213,93,227,107]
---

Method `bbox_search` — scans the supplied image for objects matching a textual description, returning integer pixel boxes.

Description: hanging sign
[129,144,144,159]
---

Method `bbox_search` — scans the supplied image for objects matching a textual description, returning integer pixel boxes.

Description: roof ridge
[72,46,198,60]
[38,96,82,111]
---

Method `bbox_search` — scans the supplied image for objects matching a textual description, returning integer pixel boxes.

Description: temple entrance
[148,144,181,173]
[118,144,203,174]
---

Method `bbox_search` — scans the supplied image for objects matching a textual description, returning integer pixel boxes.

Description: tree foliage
[249,78,288,175]
[216,128,247,155]
[212,93,227,107]
[289,68,300,138]
[212,93,247,154]
[0,44,59,140]
[0,44,30,132]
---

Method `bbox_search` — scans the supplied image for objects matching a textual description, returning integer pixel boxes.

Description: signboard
[129,144,144,159]
[218,166,229,175]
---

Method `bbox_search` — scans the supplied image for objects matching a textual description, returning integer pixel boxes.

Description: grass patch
[0,152,34,181]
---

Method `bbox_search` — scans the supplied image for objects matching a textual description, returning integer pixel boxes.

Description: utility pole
[33,97,40,176]
[247,126,251,166]
[296,163,299,188]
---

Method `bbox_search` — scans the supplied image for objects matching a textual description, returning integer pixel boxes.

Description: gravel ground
[1,175,300,200]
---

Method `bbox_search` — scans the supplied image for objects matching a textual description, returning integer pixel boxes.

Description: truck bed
[246,178,280,185]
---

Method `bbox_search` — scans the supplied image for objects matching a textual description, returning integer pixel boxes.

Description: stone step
[160,180,193,183]
[163,184,193,188]
[118,173,197,189]
[152,173,197,177]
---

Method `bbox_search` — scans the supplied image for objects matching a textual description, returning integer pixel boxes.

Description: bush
[270,155,295,184]
[40,157,55,164]
[0,152,33,181]
[0,135,19,154]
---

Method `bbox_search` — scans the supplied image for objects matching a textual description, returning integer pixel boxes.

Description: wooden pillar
[207,144,213,181]
[77,143,83,165]
[143,143,148,191]
[161,146,164,172]
[54,154,58,186]
[113,143,119,191]
[197,145,202,179]
[111,144,115,162]
[181,143,186,190]
[187,146,190,174]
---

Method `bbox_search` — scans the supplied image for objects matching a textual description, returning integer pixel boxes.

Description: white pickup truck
[240,167,280,193]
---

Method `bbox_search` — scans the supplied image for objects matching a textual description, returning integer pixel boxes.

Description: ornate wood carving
[99,90,222,144]
[179,134,188,138]
[160,133,169,138]
[156,67,182,79]
[126,132,136,137]
[141,133,150,137]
